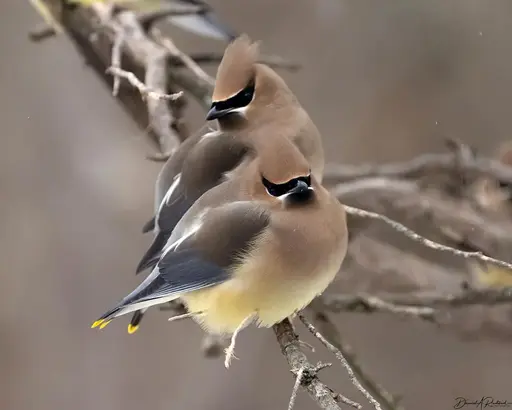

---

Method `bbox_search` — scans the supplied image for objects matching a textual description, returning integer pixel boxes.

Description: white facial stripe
[273,187,315,202]
[229,106,248,115]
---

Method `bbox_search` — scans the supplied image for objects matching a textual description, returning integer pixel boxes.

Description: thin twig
[299,314,382,410]
[288,366,306,410]
[144,48,182,154]
[111,28,125,97]
[187,51,301,71]
[323,288,512,312]
[28,24,57,41]
[273,319,361,410]
[330,178,418,198]
[325,295,435,320]
[110,29,125,97]
[344,205,512,270]
[106,66,182,101]
[324,149,512,184]
[151,27,215,87]
[307,300,404,410]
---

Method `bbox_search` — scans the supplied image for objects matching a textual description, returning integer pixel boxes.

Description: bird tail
[91,306,123,330]
[128,309,147,334]
[136,232,168,274]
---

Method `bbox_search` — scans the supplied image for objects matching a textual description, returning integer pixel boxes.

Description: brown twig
[110,29,125,97]
[287,366,306,410]
[307,300,403,410]
[324,150,512,184]
[186,51,301,71]
[273,319,361,410]
[151,27,215,88]
[28,24,57,41]
[106,66,182,102]
[299,314,383,410]
[323,288,512,312]
[344,205,512,271]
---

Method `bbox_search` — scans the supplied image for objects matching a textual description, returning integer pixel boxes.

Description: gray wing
[165,0,236,41]
[136,134,251,273]
[142,127,217,233]
[98,202,270,322]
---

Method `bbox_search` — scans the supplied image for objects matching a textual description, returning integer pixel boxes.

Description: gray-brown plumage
[138,34,324,272]
[132,34,326,333]
[466,141,512,290]
[93,137,347,344]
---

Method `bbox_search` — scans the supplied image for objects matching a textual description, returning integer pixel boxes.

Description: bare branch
[106,66,182,102]
[323,288,512,312]
[151,27,215,88]
[185,51,301,71]
[344,205,512,270]
[110,29,125,97]
[288,366,306,410]
[28,24,57,41]
[324,150,512,184]
[331,178,418,198]
[299,314,382,410]
[273,319,361,410]
[307,300,404,410]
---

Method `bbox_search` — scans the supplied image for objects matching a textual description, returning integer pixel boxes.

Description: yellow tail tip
[99,320,112,329]
[127,324,139,334]
[91,319,104,329]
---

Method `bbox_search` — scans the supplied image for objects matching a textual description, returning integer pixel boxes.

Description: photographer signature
[454,397,512,409]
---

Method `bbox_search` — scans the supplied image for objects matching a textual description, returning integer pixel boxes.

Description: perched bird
[109,0,236,41]
[138,34,325,272]
[131,34,326,333]
[29,0,236,42]
[467,141,512,289]
[92,138,348,366]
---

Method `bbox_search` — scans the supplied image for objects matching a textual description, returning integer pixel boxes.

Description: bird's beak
[206,104,235,121]
[289,180,310,196]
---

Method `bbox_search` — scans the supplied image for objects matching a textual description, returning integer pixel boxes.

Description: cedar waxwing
[136,128,250,273]
[92,138,348,365]
[206,34,325,180]
[467,142,512,290]
[131,34,326,332]
[138,34,325,272]
[29,0,235,42]
[130,128,251,333]
[111,0,236,41]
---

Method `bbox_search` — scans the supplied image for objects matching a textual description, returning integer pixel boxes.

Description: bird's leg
[168,310,203,322]
[224,313,255,368]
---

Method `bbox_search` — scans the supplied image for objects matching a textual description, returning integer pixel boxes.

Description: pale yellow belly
[181,263,340,335]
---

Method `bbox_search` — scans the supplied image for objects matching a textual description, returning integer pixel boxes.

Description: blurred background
[1,0,512,409]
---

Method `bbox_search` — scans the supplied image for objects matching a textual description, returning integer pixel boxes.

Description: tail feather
[91,306,123,329]
[136,232,168,274]
[128,309,146,334]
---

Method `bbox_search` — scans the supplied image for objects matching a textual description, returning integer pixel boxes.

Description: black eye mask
[262,175,311,197]
[211,80,255,113]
